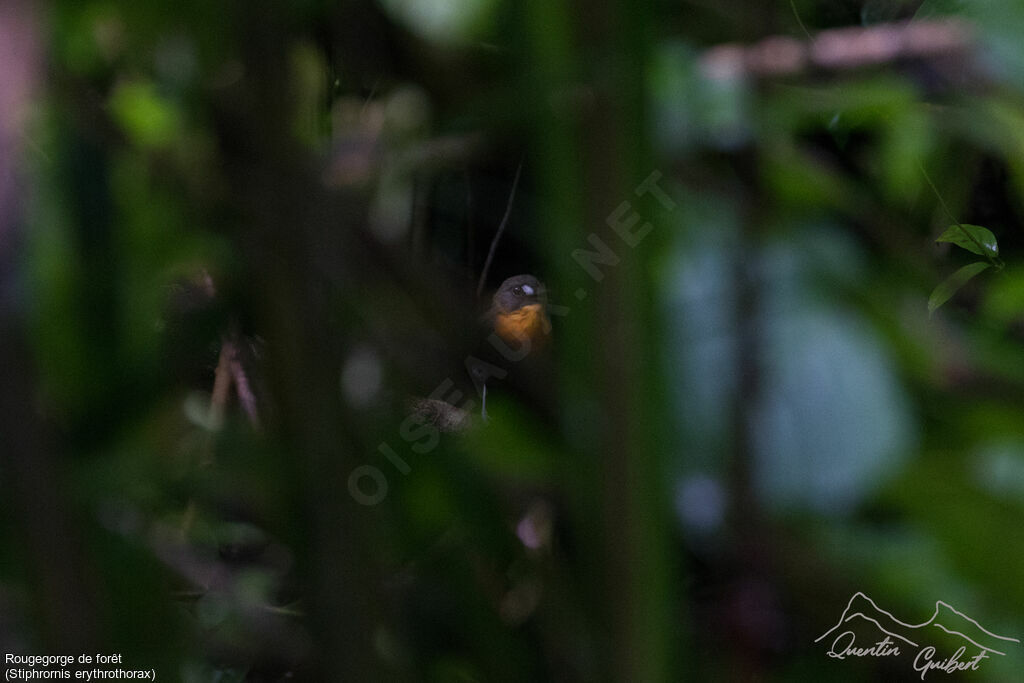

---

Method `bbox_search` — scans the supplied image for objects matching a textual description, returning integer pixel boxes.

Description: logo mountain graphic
[817,592,1020,656]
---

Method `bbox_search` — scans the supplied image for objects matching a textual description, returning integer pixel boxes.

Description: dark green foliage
[4,1,1024,682]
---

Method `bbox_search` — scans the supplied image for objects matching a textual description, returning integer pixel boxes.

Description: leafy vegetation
[3,1,1024,681]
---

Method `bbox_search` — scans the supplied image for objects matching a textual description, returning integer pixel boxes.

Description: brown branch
[198,334,263,465]
[180,337,234,537]
[209,340,234,426]
[700,18,974,80]
[230,350,262,429]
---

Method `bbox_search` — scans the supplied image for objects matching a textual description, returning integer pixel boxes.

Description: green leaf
[982,267,1024,327]
[937,224,999,259]
[928,261,991,314]
[458,396,554,485]
[109,81,181,149]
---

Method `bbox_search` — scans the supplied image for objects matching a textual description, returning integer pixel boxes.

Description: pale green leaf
[928,262,991,315]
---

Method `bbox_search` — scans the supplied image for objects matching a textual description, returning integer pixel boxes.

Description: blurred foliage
[3,0,1024,681]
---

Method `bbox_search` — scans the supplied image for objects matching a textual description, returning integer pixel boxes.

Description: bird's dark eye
[512,286,524,296]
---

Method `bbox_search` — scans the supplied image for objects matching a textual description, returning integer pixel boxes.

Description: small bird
[410,274,551,430]
[486,274,552,350]
[473,274,551,419]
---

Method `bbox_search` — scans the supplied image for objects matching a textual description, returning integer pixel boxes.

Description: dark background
[2,0,1024,680]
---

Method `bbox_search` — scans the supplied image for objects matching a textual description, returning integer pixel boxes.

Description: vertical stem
[0,0,104,651]
[223,1,382,678]
[522,0,678,679]
[727,148,769,681]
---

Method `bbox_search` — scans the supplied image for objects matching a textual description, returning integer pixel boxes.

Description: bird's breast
[494,304,550,348]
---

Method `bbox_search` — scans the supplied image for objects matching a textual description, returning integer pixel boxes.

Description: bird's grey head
[493,274,545,314]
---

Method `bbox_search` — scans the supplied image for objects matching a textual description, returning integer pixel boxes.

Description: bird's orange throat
[494,304,550,348]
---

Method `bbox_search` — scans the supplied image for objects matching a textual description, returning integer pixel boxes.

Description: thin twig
[789,0,812,40]
[183,332,264,541]
[203,339,234,459]
[476,159,524,299]
[359,78,380,119]
[181,337,234,538]
[919,162,1003,268]
[465,168,475,276]
[230,351,262,429]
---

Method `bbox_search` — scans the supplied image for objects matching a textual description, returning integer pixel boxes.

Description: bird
[486,274,551,351]
[472,274,552,419]
[410,274,552,430]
